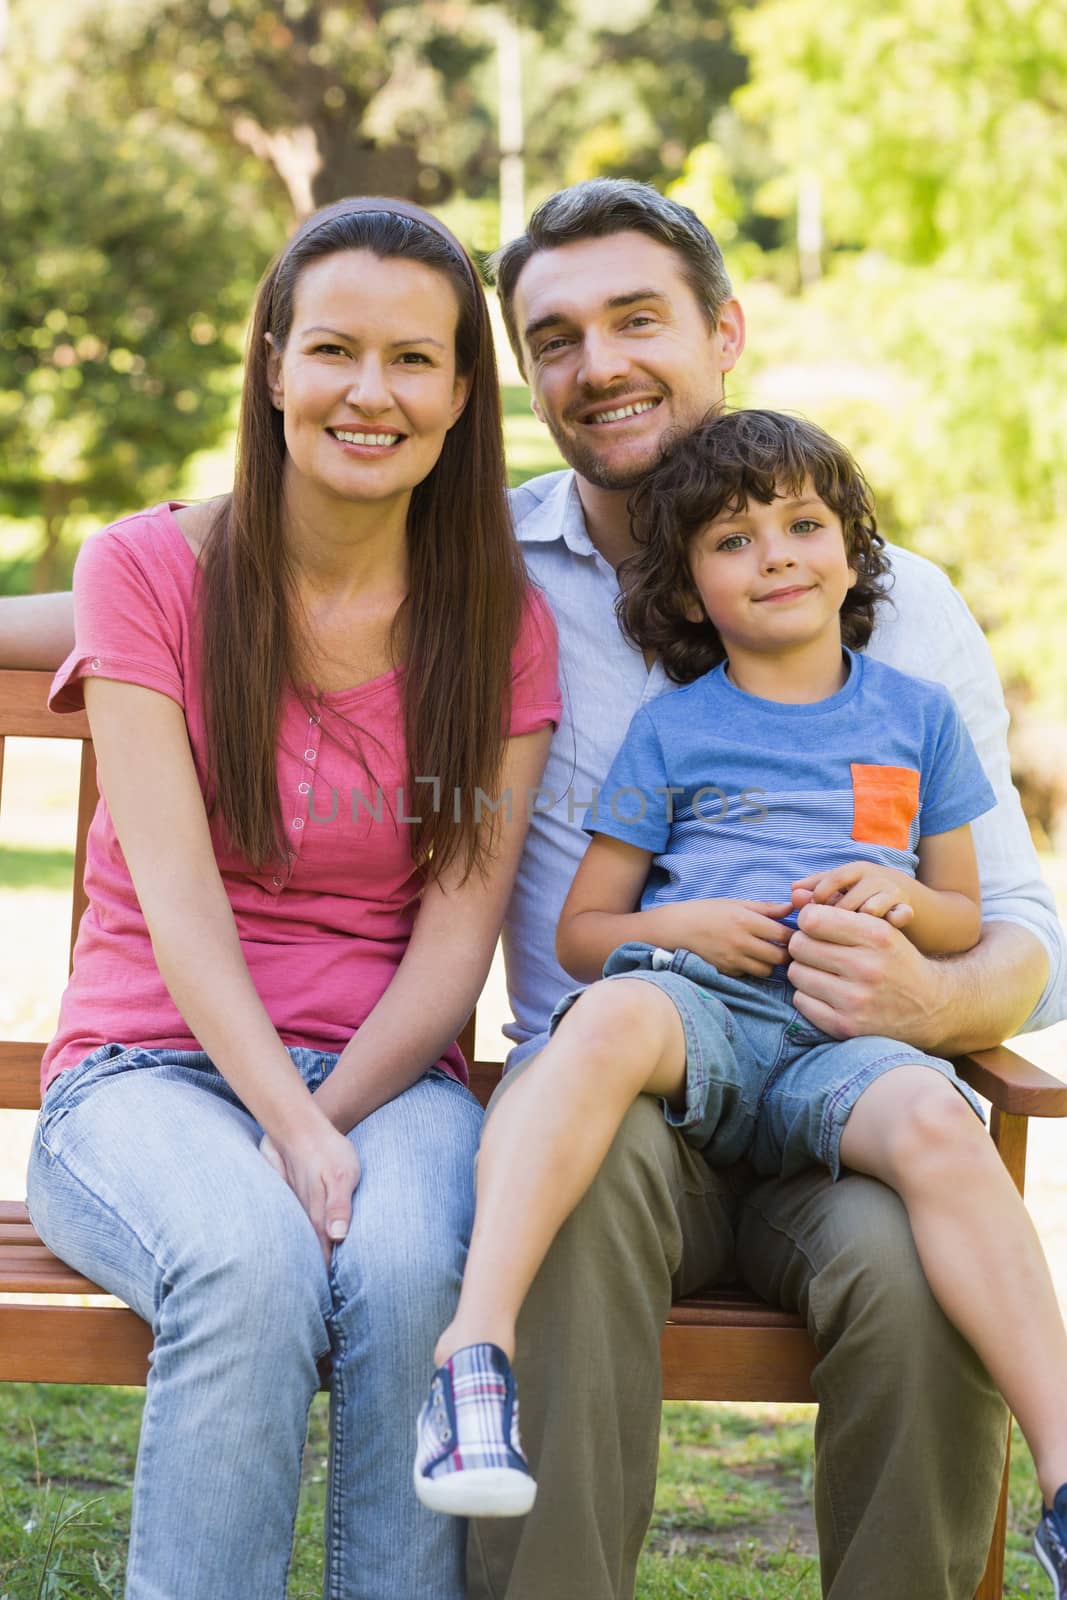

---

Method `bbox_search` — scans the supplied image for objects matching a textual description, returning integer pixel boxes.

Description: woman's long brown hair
[199,200,527,880]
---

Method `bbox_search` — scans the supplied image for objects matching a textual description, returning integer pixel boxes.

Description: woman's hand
[791,862,916,927]
[259,1122,361,1264]
[667,898,794,977]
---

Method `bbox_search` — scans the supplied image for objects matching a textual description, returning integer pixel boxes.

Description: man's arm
[791,547,1067,1048]
[0,593,75,669]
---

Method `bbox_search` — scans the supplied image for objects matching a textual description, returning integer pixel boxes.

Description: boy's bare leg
[839,1064,1067,1503]
[435,978,687,1366]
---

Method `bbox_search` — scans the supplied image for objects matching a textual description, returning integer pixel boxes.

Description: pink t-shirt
[42,503,561,1093]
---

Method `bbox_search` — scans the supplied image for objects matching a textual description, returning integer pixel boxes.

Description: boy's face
[687,480,857,659]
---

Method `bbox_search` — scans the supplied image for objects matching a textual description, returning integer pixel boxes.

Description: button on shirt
[502,470,1067,1065]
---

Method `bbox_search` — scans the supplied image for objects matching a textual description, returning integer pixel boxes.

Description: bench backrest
[1,671,97,1110]
[0,669,485,1113]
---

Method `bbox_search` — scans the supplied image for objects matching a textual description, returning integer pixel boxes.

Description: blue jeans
[26,1044,483,1600]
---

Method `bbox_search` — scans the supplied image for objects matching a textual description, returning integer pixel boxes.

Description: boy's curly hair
[619,410,891,684]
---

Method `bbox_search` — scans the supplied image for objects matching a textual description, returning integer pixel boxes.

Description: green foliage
[667,141,743,243]
[64,0,574,213]
[515,0,750,203]
[584,0,747,183]
[738,0,1067,291]
[0,111,266,585]
[0,846,76,892]
[734,0,1067,718]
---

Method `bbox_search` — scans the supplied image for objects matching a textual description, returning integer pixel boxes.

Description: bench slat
[0,1305,153,1385]
[0,1044,46,1110]
[0,1205,806,1329]
[0,670,90,738]
[662,1324,815,1401]
[0,1220,40,1243]
[0,1302,816,1397]
[0,1264,106,1295]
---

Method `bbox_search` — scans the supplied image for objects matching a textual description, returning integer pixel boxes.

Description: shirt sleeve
[871,547,1067,1031]
[49,517,185,714]
[507,587,562,737]
[584,705,673,855]
[919,685,998,837]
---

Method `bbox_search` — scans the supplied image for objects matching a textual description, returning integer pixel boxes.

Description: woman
[23,197,559,1599]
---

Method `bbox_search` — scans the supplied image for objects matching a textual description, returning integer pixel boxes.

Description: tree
[508,0,749,202]
[64,0,570,219]
[0,112,267,587]
[733,0,1067,716]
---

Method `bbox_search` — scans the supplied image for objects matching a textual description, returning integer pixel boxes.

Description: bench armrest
[954,1044,1067,1118]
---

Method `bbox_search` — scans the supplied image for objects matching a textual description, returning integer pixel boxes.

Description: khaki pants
[466,1061,1006,1600]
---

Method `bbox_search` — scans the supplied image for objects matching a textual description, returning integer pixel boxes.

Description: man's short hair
[491,178,733,373]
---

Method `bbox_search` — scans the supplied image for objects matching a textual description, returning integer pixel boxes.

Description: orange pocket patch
[850,764,920,850]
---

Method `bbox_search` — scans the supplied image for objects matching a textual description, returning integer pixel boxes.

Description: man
[466,180,1066,1600]
[2,178,1064,1600]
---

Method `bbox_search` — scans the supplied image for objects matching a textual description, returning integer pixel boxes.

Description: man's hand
[259,1123,361,1264]
[786,902,949,1048]
[791,862,915,927]
[671,898,793,978]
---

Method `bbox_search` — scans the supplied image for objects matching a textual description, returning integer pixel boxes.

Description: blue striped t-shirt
[587,649,996,924]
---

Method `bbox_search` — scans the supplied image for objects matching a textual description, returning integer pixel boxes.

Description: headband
[289,196,481,293]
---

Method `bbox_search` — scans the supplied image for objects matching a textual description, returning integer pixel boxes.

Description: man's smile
[578,396,663,427]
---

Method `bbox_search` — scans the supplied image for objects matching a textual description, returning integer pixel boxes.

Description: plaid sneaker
[414,1342,536,1517]
[1035,1483,1067,1597]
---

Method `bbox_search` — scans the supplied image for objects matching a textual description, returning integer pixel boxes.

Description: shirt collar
[513,471,597,559]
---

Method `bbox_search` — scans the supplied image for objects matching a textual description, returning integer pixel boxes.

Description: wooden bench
[2,665,1066,1597]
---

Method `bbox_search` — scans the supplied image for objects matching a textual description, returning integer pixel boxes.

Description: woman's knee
[331,1078,481,1332]
[165,1189,330,1353]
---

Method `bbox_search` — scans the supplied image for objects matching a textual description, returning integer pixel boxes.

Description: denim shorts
[549,941,985,1181]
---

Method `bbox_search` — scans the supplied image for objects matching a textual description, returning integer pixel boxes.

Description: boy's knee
[561,976,678,1064]
[882,1079,988,1188]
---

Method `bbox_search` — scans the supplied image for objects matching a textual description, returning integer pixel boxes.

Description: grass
[0,848,76,894]
[0,1389,1051,1597]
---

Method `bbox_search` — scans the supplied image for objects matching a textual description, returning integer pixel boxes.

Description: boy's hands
[670,898,793,977]
[791,862,915,927]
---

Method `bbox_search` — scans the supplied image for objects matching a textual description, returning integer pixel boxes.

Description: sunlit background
[1,3,1065,1592]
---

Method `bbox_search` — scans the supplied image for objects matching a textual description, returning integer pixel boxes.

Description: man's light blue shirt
[501,469,1067,1065]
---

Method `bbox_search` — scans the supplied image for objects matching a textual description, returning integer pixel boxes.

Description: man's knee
[740,1169,946,1350]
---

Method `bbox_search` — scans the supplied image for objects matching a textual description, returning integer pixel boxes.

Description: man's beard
[541,412,668,491]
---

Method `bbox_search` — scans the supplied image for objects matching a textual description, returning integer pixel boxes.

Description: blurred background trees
[0,112,266,589]
[1,0,1064,826]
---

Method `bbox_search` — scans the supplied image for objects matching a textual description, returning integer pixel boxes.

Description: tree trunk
[32,485,72,594]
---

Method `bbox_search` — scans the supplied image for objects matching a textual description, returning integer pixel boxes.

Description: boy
[413,410,1067,1591]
